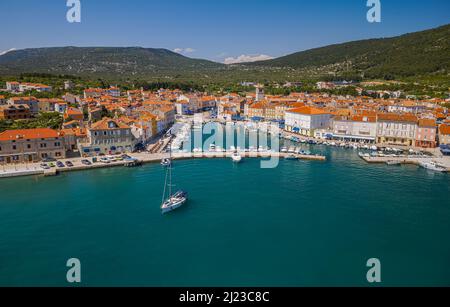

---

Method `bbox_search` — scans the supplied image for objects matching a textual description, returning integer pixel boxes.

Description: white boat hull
[161,197,187,214]
[419,162,447,172]
[231,155,242,163]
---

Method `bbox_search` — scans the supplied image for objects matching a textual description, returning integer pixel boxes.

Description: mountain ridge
[0,24,449,81]
[241,24,450,79]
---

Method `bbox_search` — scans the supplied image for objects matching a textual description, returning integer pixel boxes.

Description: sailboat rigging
[161,136,188,214]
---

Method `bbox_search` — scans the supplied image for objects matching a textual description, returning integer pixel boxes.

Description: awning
[0,152,37,157]
[293,127,300,132]
[332,134,375,141]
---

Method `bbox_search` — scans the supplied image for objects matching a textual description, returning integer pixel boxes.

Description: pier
[170,151,326,161]
[359,155,450,171]
[0,151,326,179]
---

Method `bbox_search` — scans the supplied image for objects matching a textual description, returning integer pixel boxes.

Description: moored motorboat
[284,154,298,160]
[231,152,242,163]
[161,158,172,167]
[386,160,401,166]
[419,161,447,172]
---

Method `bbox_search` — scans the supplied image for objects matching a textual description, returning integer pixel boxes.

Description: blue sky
[0,0,449,63]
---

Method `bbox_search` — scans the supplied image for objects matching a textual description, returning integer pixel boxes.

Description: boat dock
[359,155,450,171]
[0,151,326,179]
[170,151,326,161]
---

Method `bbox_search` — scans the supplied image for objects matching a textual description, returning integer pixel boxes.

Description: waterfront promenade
[0,151,326,179]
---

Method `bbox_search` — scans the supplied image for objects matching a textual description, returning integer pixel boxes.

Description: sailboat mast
[169,134,173,198]
[161,167,169,205]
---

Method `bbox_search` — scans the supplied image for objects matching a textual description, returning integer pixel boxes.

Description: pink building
[415,119,437,148]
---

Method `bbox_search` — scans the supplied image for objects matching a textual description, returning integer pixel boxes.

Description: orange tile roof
[10,96,38,101]
[90,118,130,130]
[350,115,377,123]
[418,119,436,127]
[201,96,216,101]
[0,128,60,141]
[249,102,267,109]
[377,113,418,123]
[60,128,87,137]
[439,124,450,135]
[287,106,330,115]
[66,107,83,115]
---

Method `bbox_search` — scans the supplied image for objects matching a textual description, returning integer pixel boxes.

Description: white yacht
[231,152,242,163]
[419,161,447,172]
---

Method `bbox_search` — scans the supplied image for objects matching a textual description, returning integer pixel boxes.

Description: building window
[12,145,17,150]
[27,144,31,149]
[55,152,61,157]
[40,143,47,148]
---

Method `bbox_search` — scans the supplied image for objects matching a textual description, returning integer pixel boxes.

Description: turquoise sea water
[0,145,449,286]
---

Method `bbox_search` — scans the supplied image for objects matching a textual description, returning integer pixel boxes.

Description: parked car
[81,159,92,166]
[106,156,117,162]
[65,161,74,167]
[49,162,56,168]
[100,157,111,164]
[40,163,51,170]
[42,157,57,163]
[56,161,65,168]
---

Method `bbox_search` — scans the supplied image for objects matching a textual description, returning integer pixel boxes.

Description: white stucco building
[285,106,331,137]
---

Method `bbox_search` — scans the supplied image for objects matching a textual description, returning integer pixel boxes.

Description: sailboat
[161,140,188,214]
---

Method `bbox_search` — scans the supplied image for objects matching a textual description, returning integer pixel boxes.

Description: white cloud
[0,48,16,56]
[174,47,196,54]
[224,54,274,65]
